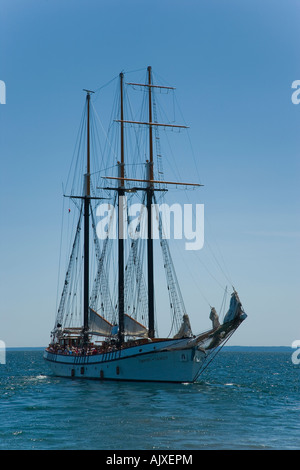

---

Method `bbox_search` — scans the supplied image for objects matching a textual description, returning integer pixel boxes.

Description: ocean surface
[0,348,299,450]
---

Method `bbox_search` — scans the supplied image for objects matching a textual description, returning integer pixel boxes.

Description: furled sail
[223,291,244,324]
[209,307,220,329]
[173,314,193,339]
[88,308,113,336]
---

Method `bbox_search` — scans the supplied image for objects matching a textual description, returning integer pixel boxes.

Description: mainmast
[83,89,94,342]
[118,73,125,344]
[146,66,155,338]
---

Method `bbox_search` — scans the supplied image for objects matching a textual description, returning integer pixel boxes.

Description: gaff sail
[88,308,113,336]
[88,308,148,338]
[124,314,148,337]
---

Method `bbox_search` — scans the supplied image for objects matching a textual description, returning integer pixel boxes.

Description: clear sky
[1,0,299,347]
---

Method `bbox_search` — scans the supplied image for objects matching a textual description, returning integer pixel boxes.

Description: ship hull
[43,339,206,383]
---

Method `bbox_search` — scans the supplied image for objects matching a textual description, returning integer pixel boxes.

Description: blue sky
[1,0,299,347]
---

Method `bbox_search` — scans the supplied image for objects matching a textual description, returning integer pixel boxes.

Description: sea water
[0,349,299,450]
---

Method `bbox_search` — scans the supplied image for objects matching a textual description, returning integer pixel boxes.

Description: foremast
[114,66,195,342]
[111,70,156,345]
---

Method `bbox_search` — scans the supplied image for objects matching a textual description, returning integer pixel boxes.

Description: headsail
[223,290,246,323]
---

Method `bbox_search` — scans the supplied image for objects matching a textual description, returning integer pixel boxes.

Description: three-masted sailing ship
[44,67,247,382]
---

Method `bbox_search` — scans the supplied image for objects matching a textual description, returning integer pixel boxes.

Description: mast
[147,66,155,338]
[111,67,190,340]
[118,72,125,344]
[83,90,93,341]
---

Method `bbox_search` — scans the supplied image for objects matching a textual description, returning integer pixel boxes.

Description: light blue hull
[44,339,206,383]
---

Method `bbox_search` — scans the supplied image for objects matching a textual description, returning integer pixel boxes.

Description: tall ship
[44,67,247,382]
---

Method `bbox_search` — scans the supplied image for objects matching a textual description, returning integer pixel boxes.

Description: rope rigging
[54,66,238,342]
